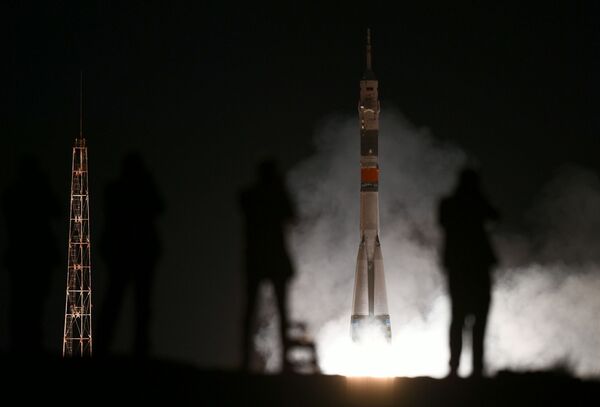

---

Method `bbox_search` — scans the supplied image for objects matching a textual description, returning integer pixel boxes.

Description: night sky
[4,2,600,368]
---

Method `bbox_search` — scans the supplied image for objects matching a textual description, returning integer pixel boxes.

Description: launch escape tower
[62,80,93,357]
[350,29,391,342]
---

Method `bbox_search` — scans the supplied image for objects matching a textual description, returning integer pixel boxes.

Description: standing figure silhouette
[239,158,296,372]
[97,152,164,357]
[3,155,61,355]
[439,167,499,378]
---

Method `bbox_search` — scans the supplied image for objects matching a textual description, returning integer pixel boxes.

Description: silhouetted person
[2,155,61,355]
[98,152,164,357]
[439,167,499,378]
[239,158,296,372]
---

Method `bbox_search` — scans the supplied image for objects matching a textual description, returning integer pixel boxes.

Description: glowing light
[325,337,394,378]
[317,314,450,378]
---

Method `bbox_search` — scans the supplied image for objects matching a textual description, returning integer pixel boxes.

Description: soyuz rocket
[351,29,391,342]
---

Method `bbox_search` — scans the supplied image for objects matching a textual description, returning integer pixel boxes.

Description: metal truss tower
[62,77,93,357]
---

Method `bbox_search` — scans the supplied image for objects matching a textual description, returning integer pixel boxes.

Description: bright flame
[319,334,448,378]
[324,335,395,378]
[317,303,450,377]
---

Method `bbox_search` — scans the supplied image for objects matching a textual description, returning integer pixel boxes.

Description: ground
[2,356,598,405]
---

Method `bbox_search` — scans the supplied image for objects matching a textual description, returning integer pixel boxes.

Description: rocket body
[351,32,391,342]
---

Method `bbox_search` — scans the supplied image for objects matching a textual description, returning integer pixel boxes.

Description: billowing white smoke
[284,110,462,377]
[489,165,600,377]
[255,109,600,378]
[489,264,600,376]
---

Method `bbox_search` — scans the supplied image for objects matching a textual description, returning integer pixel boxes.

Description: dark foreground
[3,357,599,406]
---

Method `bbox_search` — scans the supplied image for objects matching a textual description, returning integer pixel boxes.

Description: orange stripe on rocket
[361,167,379,183]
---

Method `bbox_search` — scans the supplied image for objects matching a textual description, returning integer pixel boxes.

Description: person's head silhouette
[122,151,145,176]
[457,167,481,195]
[258,157,279,183]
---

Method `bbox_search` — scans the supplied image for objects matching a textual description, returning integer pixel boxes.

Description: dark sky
[4,2,599,366]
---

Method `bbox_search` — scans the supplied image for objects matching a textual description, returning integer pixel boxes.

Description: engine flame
[317,317,450,378]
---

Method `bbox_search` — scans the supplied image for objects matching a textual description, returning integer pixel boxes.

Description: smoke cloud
[255,108,600,378]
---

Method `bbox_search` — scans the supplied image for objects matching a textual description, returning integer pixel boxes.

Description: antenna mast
[366,28,372,70]
[79,71,83,139]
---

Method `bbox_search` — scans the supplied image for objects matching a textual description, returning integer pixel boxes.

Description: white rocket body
[351,31,391,342]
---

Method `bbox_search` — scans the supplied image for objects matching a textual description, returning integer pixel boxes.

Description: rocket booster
[351,29,391,342]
